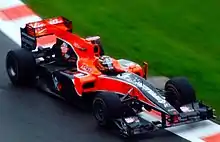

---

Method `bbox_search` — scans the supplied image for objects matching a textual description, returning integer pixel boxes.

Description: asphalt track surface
[0,31,189,142]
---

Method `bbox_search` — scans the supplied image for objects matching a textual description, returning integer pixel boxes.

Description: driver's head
[96,55,114,72]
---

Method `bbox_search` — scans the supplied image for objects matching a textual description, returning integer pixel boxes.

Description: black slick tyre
[6,48,36,86]
[92,92,123,127]
[165,77,196,110]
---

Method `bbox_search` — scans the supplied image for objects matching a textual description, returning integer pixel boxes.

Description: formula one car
[6,16,216,137]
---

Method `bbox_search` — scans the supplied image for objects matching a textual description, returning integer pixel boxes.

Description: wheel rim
[8,66,16,77]
[93,99,106,121]
[7,56,18,78]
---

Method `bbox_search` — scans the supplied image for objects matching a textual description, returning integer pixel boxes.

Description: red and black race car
[6,16,215,137]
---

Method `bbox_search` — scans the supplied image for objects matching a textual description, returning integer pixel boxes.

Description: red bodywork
[24,17,153,106]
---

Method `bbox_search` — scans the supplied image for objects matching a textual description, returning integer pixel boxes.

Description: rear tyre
[6,48,36,86]
[92,92,123,127]
[165,77,196,110]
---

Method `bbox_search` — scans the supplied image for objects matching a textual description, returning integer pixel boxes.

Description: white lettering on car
[29,22,45,28]
[117,73,171,108]
[80,64,92,73]
[48,18,63,25]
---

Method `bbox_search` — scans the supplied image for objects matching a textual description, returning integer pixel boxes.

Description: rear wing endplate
[21,28,37,50]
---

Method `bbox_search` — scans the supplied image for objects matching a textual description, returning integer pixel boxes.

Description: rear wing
[20,16,72,50]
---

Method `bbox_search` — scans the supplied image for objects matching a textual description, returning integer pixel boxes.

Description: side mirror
[143,62,148,79]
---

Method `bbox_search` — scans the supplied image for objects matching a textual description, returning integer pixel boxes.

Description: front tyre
[6,48,36,86]
[92,92,123,127]
[165,77,196,110]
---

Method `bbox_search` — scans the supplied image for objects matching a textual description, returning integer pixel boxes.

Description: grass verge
[23,0,220,116]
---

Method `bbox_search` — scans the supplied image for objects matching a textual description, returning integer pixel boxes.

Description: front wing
[112,101,215,137]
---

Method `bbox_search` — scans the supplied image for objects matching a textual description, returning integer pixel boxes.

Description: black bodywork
[35,58,80,103]
[20,26,81,102]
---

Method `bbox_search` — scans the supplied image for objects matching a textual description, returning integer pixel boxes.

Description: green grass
[23,0,220,116]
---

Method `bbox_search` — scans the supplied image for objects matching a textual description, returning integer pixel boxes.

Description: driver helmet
[96,55,114,72]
